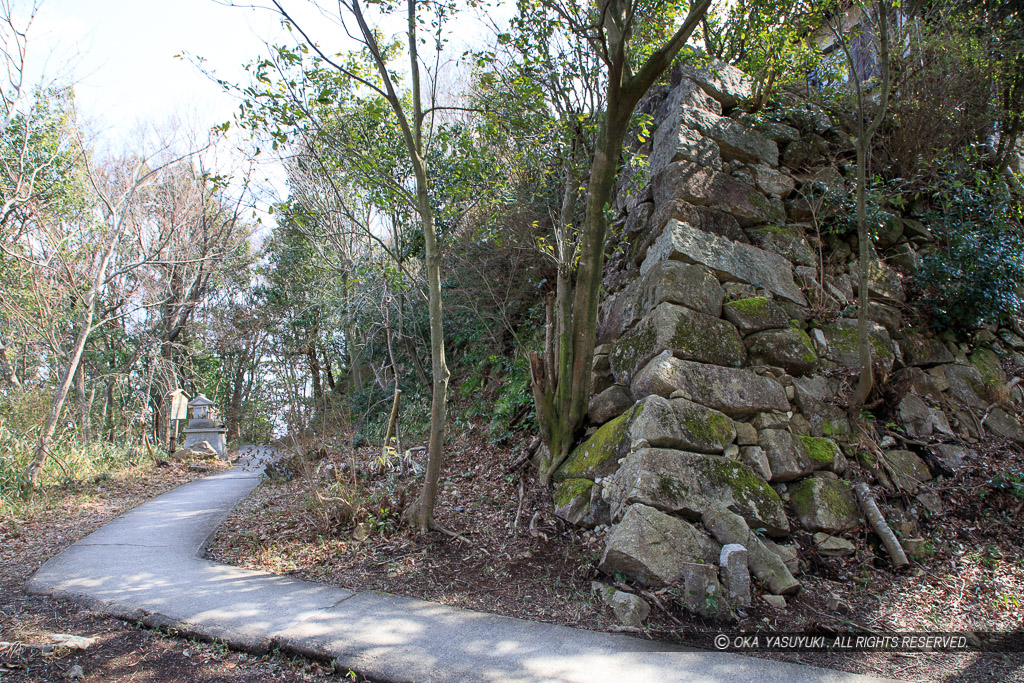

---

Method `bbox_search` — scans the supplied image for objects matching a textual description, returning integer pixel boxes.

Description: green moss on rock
[555,406,637,481]
[725,297,770,317]
[553,478,595,508]
[797,435,839,467]
[969,348,1006,388]
[789,477,858,532]
[677,402,735,446]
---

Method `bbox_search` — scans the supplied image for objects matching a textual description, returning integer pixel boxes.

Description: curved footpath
[28,447,889,683]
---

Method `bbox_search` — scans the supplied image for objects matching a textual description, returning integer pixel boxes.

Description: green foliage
[990,469,1024,502]
[914,156,1024,333]
[0,423,138,518]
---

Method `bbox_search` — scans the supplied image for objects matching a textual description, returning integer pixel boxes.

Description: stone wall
[558,60,1024,620]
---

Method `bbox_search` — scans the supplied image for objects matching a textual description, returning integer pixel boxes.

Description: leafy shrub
[914,156,1024,334]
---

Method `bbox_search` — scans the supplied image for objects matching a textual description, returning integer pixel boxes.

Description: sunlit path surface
[29,446,889,683]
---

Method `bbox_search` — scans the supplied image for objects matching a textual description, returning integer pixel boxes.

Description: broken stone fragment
[608,590,651,627]
[700,507,801,595]
[812,533,856,557]
[676,562,731,620]
[719,543,751,607]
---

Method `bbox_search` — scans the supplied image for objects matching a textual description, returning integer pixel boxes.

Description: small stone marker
[719,543,751,607]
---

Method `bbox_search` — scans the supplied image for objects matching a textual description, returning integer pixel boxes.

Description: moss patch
[725,297,770,317]
[797,435,839,466]
[609,323,657,379]
[969,348,1006,388]
[702,457,784,527]
[555,406,637,481]
[553,478,595,508]
[792,327,818,363]
[790,478,857,528]
[679,405,734,445]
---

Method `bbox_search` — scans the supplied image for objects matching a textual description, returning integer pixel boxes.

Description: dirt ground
[0,458,350,682]
[206,427,1024,683]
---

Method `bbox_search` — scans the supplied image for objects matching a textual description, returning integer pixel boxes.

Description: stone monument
[181,394,227,458]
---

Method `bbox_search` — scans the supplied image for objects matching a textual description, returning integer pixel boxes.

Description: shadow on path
[28,445,889,683]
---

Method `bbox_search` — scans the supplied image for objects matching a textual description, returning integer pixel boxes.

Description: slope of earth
[206,428,1024,682]
[0,456,347,682]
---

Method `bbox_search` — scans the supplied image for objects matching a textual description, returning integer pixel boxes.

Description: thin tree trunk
[0,338,21,389]
[23,180,131,488]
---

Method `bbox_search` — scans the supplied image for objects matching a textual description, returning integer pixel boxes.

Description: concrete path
[28,446,889,683]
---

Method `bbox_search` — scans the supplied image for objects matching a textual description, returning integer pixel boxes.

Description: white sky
[33,0,300,137]
[30,0,504,139]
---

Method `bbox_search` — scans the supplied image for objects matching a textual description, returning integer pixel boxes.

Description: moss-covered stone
[969,348,1007,393]
[553,478,607,528]
[722,296,791,333]
[747,224,816,267]
[607,447,789,536]
[746,327,818,375]
[797,435,840,469]
[553,478,595,509]
[555,407,637,481]
[821,318,896,372]
[610,303,745,383]
[789,477,858,533]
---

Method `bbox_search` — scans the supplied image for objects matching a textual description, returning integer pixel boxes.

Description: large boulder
[897,394,955,440]
[884,450,933,492]
[640,261,725,318]
[944,364,989,411]
[789,478,859,533]
[599,503,720,586]
[561,394,736,481]
[553,478,609,528]
[722,297,791,334]
[746,225,815,267]
[606,447,789,536]
[609,302,746,383]
[650,80,724,173]
[674,58,753,109]
[819,318,897,374]
[791,376,850,439]
[901,329,954,367]
[987,408,1024,445]
[673,105,779,166]
[588,384,635,425]
[632,356,790,418]
[652,163,785,228]
[596,262,726,345]
[554,407,638,481]
[651,200,748,244]
[641,219,807,305]
[748,164,796,198]
[746,327,818,376]
[758,429,813,482]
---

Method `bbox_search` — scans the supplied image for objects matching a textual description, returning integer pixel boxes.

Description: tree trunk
[850,137,874,408]
[23,322,92,487]
[0,338,21,389]
[23,177,132,488]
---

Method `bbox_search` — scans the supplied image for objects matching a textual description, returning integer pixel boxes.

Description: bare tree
[18,132,206,488]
